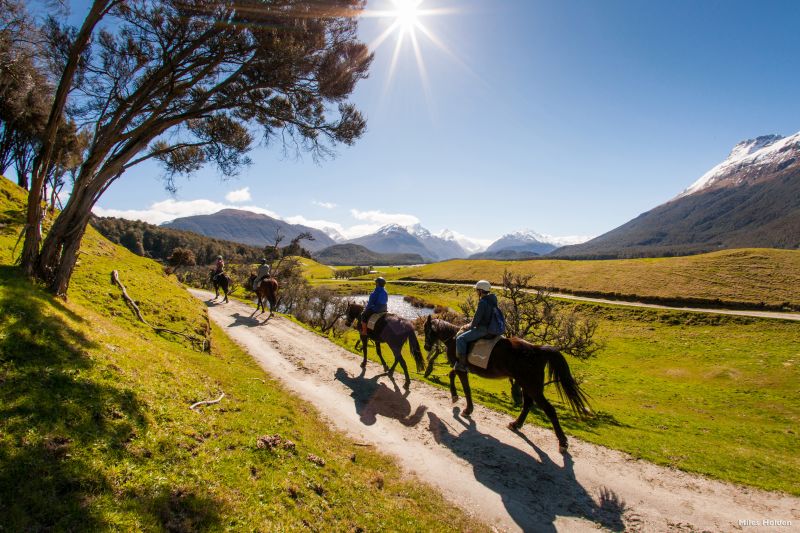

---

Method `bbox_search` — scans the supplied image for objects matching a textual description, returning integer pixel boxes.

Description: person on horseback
[360,276,388,335]
[455,280,498,372]
[253,258,271,291]
[213,255,225,283]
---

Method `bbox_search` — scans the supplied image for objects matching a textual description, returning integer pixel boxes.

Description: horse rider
[213,255,225,283]
[455,280,498,372]
[253,258,271,290]
[360,276,388,335]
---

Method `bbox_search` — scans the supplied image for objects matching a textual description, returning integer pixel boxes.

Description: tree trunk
[17,172,29,190]
[35,182,97,296]
[19,0,112,277]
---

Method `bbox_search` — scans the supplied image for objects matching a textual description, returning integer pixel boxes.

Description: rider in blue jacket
[361,277,388,335]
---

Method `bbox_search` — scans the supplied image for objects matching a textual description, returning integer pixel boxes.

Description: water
[352,294,434,321]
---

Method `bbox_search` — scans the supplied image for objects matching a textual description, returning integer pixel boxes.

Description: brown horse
[248,274,278,317]
[422,315,590,452]
[344,302,425,389]
[209,270,230,303]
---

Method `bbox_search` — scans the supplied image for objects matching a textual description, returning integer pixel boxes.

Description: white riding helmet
[475,280,492,292]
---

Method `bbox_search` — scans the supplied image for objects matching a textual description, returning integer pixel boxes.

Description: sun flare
[392,0,422,30]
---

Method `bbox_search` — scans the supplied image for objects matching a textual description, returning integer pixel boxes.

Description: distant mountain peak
[678,131,800,198]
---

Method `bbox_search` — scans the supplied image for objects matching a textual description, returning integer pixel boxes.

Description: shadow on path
[335,367,427,427]
[428,410,627,532]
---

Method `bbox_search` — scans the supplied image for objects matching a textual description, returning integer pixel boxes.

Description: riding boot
[454,352,469,372]
[360,320,368,336]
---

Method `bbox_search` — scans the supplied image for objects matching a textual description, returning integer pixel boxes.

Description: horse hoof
[508,422,519,431]
[463,408,473,417]
[360,361,367,368]
[403,382,410,390]
[451,395,458,403]
[559,442,569,454]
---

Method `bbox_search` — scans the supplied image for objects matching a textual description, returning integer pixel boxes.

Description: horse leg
[533,390,569,453]
[448,370,459,402]
[509,394,533,431]
[390,344,411,389]
[375,342,389,371]
[359,335,369,368]
[457,371,474,416]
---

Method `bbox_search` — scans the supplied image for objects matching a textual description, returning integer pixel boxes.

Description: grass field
[349,251,800,310]
[314,278,800,495]
[0,177,483,531]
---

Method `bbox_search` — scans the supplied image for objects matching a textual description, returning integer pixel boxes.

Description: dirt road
[192,290,799,532]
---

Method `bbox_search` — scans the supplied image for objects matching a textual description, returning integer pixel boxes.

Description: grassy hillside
[316,278,800,495]
[0,178,482,531]
[370,250,800,310]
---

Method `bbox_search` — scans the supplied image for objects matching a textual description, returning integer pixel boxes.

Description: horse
[248,274,278,317]
[344,302,425,389]
[422,315,590,453]
[209,270,230,303]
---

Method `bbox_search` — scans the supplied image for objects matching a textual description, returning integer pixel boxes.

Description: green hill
[314,243,425,266]
[375,250,800,310]
[0,177,478,531]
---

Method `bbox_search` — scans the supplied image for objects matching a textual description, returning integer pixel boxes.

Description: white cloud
[349,209,419,227]
[225,187,251,203]
[93,198,278,225]
[312,200,337,209]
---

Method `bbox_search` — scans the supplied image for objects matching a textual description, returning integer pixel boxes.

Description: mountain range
[163,209,337,252]
[161,210,577,261]
[552,132,800,258]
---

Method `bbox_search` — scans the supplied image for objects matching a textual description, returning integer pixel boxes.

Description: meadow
[0,178,481,531]
[355,251,800,310]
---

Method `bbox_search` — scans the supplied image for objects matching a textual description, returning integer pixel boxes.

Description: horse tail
[544,347,591,417]
[407,331,425,373]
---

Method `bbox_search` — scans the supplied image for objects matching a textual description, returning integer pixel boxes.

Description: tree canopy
[18,0,373,295]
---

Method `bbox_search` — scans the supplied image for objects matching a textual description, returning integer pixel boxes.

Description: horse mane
[431,318,460,339]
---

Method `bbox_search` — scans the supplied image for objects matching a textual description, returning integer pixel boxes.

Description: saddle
[466,334,502,369]
[366,312,388,331]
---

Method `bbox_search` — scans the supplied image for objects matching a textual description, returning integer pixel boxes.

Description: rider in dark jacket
[214,256,225,283]
[455,280,497,371]
[361,277,388,335]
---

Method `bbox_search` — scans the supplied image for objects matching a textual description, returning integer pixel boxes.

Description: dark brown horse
[422,315,590,452]
[248,274,278,317]
[209,270,230,303]
[344,303,425,389]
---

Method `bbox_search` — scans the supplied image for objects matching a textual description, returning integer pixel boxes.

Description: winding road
[192,289,799,532]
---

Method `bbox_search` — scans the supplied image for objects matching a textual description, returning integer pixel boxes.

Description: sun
[392,0,423,30]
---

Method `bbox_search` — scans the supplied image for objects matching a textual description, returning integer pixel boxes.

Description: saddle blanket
[367,312,387,330]
[467,336,502,369]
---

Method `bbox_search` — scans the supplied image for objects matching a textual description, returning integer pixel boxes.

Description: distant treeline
[91,216,312,265]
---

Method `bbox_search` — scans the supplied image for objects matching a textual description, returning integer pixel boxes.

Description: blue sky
[50,0,800,244]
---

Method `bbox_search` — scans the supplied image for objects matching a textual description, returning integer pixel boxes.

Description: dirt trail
[192,290,799,532]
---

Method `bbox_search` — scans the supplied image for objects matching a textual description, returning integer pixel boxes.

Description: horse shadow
[427,410,627,532]
[334,367,427,427]
[227,312,265,328]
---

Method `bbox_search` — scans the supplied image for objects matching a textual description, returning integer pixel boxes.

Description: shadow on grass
[428,410,627,532]
[0,266,223,530]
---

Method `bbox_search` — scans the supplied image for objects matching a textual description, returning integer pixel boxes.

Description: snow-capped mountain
[435,229,490,254]
[552,131,800,258]
[677,133,800,198]
[348,224,436,260]
[320,226,346,242]
[407,224,469,260]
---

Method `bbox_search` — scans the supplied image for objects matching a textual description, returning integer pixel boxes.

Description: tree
[168,247,196,269]
[21,0,372,296]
